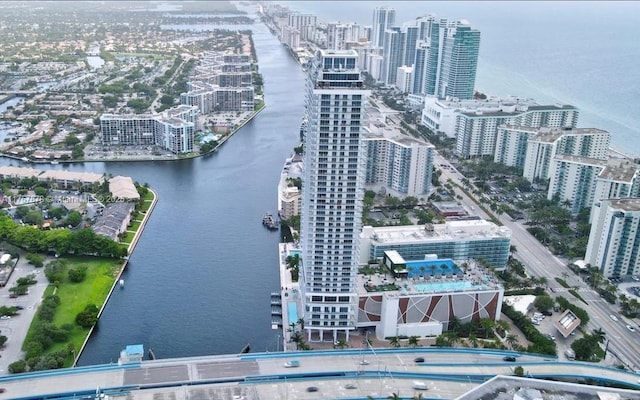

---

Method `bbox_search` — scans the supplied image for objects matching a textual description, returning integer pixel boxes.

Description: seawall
[73,188,159,366]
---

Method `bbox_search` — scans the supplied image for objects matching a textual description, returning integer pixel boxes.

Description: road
[433,151,640,371]
[1,348,639,399]
[0,255,50,374]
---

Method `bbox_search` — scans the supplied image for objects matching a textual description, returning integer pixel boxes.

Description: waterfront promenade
[1,348,640,399]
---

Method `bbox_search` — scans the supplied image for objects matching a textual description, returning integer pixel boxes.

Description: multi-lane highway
[433,151,640,370]
[1,348,639,399]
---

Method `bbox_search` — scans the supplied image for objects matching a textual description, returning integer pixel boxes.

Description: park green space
[22,257,123,367]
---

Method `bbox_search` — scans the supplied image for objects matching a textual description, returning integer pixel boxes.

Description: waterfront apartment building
[299,49,371,343]
[100,105,198,154]
[547,155,607,215]
[181,82,254,114]
[437,20,480,100]
[523,127,610,183]
[455,104,580,158]
[288,12,317,40]
[592,159,640,221]
[381,27,402,86]
[494,125,534,169]
[358,220,512,271]
[372,7,396,49]
[277,154,304,220]
[364,123,435,198]
[586,198,640,278]
[181,51,255,114]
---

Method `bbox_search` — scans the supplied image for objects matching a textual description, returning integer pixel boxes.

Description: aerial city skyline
[2,1,640,398]
[267,2,640,348]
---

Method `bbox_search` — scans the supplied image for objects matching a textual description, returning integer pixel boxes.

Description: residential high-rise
[364,124,434,198]
[522,127,609,183]
[401,24,419,67]
[438,21,480,100]
[381,27,401,85]
[414,15,443,96]
[372,7,395,48]
[300,49,371,343]
[547,155,607,215]
[586,198,640,278]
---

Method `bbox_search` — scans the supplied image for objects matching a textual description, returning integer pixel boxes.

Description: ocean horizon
[278,1,640,157]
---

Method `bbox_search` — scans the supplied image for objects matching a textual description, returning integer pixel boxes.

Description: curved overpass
[0,348,638,399]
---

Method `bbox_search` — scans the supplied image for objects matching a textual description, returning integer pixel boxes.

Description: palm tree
[408,335,420,348]
[446,332,460,347]
[495,319,510,336]
[592,328,606,344]
[387,393,401,400]
[389,336,401,348]
[448,316,462,333]
[297,318,305,330]
[506,334,519,349]
[479,318,496,339]
[412,393,424,400]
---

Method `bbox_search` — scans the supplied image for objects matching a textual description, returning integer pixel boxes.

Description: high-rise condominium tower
[300,49,370,343]
[372,7,395,48]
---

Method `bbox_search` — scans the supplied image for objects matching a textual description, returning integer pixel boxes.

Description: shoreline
[72,188,159,367]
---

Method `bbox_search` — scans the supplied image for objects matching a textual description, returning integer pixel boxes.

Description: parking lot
[0,254,51,374]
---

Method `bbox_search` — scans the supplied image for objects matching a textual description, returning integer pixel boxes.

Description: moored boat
[262,212,278,230]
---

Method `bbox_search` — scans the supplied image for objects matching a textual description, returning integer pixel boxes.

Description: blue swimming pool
[405,259,461,277]
[414,281,484,292]
[287,301,298,325]
[288,249,301,258]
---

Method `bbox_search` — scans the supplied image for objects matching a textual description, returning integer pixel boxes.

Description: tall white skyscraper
[372,7,395,48]
[300,49,370,343]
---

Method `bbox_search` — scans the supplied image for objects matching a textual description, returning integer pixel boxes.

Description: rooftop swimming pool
[287,301,298,325]
[414,280,484,293]
[405,259,461,277]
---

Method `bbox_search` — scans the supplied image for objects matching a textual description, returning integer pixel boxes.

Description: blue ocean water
[280,1,640,156]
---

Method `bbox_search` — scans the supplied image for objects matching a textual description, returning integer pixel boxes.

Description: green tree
[64,135,81,146]
[23,210,44,226]
[506,334,519,349]
[388,336,401,348]
[8,360,26,373]
[26,253,45,267]
[408,335,420,347]
[68,265,87,283]
[75,304,99,329]
[65,211,83,227]
[71,145,84,159]
[533,294,554,312]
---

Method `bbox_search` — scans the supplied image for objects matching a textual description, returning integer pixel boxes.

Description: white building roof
[109,176,140,200]
[365,220,510,245]
[39,170,104,184]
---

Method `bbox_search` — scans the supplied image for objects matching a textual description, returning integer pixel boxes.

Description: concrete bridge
[0,348,639,399]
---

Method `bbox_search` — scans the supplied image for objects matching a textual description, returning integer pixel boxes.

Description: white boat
[119,279,125,288]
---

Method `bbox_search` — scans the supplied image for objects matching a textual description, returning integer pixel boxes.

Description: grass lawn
[128,219,142,232]
[23,257,123,366]
[121,231,135,244]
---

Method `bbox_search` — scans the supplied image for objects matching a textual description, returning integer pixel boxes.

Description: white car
[610,314,619,322]
[626,325,636,333]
